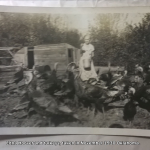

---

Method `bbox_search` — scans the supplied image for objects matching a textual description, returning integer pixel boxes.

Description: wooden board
[0,65,21,72]
[0,65,22,85]
[34,54,66,58]
[34,50,66,55]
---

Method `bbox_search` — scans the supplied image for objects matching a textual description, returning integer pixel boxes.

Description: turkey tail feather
[54,62,59,71]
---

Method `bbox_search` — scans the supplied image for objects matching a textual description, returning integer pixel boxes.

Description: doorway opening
[68,48,73,63]
[27,49,34,69]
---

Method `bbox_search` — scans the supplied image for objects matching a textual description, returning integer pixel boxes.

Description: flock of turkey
[2,62,150,128]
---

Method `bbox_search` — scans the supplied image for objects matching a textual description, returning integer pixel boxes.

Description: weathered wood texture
[0,49,13,66]
[0,65,21,85]
[14,54,25,64]
[14,44,79,75]
[14,47,27,65]
[34,44,68,75]
[34,44,80,75]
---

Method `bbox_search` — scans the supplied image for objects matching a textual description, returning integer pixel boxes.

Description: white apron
[79,43,98,81]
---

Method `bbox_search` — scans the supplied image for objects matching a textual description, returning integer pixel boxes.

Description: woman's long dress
[79,43,98,81]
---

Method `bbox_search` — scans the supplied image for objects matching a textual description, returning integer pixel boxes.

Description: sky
[52,13,145,35]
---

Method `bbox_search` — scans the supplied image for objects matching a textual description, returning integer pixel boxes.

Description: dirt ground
[0,92,150,129]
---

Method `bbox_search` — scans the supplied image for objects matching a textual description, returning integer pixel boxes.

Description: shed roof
[34,43,78,50]
[15,43,79,55]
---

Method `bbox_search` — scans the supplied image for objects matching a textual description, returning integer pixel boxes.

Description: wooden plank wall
[13,47,28,66]
[14,54,25,64]
[34,45,67,75]
[0,65,21,86]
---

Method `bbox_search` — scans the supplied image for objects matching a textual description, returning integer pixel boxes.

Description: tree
[89,13,150,73]
[120,13,150,71]
[89,14,122,66]
[0,13,81,48]
[0,13,31,46]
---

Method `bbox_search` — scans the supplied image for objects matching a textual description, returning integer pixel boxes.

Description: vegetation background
[0,13,150,72]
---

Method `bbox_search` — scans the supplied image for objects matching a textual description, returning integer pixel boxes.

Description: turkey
[64,63,120,119]
[121,85,138,127]
[135,64,144,75]
[123,99,138,127]
[103,71,132,103]
[99,71,113,87]
[33,63,63,95]
[23,67,79,127]
[28,90,79,127]
[6,66,24,85]
[2,65,26,95]
[129,74,150,117]
[144,62,150,74]
[99,65,129,94]
[143,62,150,85]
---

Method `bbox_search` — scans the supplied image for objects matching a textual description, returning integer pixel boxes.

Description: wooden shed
[14,43,80,74]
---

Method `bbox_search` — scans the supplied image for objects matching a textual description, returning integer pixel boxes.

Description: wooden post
[24,47,28,67]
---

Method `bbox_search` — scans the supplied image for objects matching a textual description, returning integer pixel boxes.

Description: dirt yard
[0,92,150,129]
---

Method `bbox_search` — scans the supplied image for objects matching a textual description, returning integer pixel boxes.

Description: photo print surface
[0,7,150,136]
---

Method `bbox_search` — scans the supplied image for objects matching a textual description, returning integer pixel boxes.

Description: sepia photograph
[0,7,150,134]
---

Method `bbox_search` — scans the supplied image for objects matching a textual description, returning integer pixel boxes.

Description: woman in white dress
[79,35,98,82]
